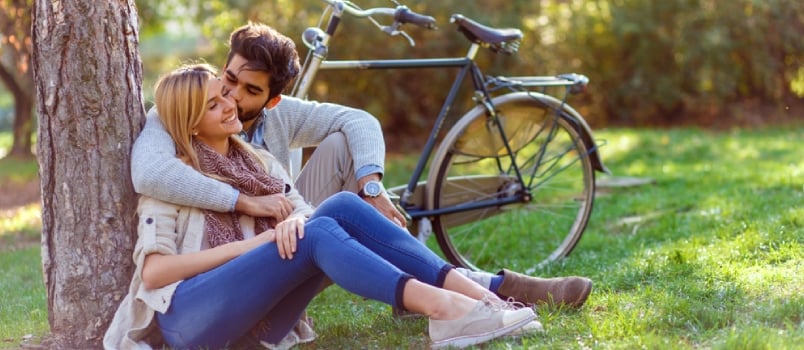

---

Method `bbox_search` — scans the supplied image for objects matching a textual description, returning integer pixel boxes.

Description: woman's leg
[311,192,494,300]
[157,216,413,349]
[156,239,325,349]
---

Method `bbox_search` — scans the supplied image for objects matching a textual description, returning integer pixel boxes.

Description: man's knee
[319,132,348,151]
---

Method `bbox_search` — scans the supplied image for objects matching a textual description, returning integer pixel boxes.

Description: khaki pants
[294,132,360,207]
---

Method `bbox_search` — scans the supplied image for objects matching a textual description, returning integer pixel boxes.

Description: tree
[32,0,144,347]
[0,0,35,158]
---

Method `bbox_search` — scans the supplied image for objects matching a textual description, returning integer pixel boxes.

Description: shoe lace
[482,296,528,311]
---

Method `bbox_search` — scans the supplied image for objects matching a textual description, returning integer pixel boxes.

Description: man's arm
[131,107,239,212]
[270,96,386,175]
[271,97,406,226]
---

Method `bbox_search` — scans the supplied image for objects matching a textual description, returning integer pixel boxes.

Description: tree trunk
[32,1,144,348]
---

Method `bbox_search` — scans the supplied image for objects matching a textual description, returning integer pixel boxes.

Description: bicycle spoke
[431,94,595,272]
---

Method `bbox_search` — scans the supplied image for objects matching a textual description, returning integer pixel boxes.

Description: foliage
[0,0,35,157]
[0,0,33,91]
[130,0,803,138]
[2,0,801,136]
[1,124,802,348]
[555,0,804,126]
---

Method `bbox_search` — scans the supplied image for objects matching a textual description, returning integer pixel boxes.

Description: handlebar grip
[394,7,437,29]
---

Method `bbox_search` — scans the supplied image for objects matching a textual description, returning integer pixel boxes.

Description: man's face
[222,54,272,127]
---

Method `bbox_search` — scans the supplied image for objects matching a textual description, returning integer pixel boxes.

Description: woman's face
[194,76,242,147]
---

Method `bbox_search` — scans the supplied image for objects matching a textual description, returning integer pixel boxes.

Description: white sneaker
[429,297,536,349]
[508,320,544,337]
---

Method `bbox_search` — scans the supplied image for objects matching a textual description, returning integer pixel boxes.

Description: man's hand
[365,194,408,227]
[357,174,408,227]
[235,193,294,221]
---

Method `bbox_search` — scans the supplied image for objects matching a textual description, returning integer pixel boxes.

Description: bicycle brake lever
[399,30,416,47]
[382,23,416,46]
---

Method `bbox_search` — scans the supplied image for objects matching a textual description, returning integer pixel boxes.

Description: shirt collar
[239,109,267,147]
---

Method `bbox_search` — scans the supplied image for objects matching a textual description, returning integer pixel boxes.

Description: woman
[104,64,536,350]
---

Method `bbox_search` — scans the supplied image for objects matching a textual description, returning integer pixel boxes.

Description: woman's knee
[304,217,349,242]
[317,191,364,214]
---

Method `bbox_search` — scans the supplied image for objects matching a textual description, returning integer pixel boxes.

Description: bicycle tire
[427,92,596,274]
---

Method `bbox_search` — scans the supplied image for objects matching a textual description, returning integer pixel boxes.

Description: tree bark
[32,0,144,347]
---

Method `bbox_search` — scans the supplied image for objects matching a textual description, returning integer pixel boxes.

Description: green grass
[0,246,48,347]
[1,125,802,348]
[0,131,38,184]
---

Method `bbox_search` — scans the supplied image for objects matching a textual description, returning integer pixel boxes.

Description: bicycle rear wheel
[427,92,595,273]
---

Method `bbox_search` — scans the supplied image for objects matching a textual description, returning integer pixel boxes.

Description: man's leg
[294,132,358,206]
[295,133,593,308]
[454,268,593,308]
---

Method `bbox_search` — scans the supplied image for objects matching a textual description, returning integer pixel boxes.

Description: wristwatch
[358,180,385,198]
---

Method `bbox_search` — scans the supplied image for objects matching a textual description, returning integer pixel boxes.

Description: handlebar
[394,6,437,29]
[320,0,436,30]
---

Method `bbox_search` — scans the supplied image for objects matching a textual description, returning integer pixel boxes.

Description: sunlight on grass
[0,203,42,240]
[0,132,9,158]
[0,157,38,184]
[1,126,803,349]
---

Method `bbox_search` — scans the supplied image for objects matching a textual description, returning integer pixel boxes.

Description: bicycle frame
[290,0,604,222]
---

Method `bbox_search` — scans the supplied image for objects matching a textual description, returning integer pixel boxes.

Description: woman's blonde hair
[154,63,265,175]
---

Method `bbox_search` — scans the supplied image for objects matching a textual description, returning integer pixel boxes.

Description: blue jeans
[157,192,452,349]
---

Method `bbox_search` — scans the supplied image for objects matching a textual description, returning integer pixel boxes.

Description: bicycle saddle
[450,14,523,54]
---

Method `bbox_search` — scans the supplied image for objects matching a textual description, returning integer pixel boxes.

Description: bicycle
[290,0,610,274]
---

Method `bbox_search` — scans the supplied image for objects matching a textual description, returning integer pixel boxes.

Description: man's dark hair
[226,22,301,100]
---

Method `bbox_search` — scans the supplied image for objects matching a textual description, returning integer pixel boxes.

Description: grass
[1,125,802,348]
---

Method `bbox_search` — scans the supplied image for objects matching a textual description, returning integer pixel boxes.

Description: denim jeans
[156,192,452,349]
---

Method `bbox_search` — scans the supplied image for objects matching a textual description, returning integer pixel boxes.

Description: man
[132,22,591,310]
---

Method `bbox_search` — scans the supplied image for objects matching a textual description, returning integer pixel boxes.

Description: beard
[238,106,262,123]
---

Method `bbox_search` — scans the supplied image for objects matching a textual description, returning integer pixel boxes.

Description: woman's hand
[238,228,277,255]
[274,216,307,259]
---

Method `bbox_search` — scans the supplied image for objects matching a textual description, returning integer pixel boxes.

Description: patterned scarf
[194,139,285,248]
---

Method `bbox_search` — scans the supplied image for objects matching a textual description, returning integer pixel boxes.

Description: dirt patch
[0,178,40,210]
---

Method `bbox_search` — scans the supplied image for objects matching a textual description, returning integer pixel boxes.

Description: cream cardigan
[103,151,313,350]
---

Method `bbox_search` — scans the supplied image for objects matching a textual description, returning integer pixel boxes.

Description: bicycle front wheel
[427,92,595,273]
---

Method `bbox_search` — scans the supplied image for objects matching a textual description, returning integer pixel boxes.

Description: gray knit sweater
[131,96,385,212]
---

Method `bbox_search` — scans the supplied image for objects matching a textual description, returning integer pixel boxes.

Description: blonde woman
[104,64,536,349]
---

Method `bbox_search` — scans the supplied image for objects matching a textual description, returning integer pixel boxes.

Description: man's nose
[228,86,243,101]
[223,95,236,110]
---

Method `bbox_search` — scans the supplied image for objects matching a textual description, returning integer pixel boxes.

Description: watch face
[366,182,382,196]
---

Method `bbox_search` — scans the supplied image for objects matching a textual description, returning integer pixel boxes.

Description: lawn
[1,125,802,349]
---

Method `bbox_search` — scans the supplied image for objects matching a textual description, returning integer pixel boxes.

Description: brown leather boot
[496,269,592,308]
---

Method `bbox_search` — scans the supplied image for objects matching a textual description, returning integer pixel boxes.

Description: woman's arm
[140,230,277,290]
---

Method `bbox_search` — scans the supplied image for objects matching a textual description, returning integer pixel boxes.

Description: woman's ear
[265,95,282,109]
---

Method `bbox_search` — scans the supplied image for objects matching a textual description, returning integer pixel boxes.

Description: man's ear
[265,95,282,109]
